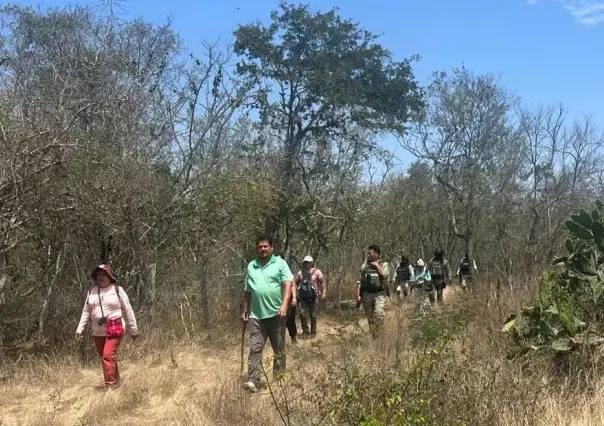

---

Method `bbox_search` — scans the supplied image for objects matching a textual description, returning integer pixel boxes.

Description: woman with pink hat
[76,264,139,388]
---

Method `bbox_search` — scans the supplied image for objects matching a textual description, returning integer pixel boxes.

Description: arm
[241,269,251,322]
[373,262,386,277]
[279,260,294,316]
[446,260,453,281]
[242,291,251,313]
[356,266,364,303]
[291,271,301,304]
[119,289,139,336]
[382,263,391,297]
[75,298,92,335]
[281,280,292,310]
[317,270,326,299]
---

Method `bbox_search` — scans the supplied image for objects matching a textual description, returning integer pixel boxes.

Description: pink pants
[94,336,122,386]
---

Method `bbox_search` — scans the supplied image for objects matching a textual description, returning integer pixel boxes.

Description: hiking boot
[310,332,317,339]
[243,381,258,393]
[291,336,298,344]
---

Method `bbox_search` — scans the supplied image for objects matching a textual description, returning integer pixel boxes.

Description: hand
[291,298,297,307]
[320,292,326,301]
[240,311,249,323]
[75,332,82,341]
[356,295,362,304]
[278,305,287,318]
[370,261,379,268]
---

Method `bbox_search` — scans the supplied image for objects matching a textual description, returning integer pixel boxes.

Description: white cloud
[559,0,604,25]
[526,0,604,25]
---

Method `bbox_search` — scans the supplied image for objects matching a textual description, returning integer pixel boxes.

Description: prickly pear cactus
[502,201,604,353]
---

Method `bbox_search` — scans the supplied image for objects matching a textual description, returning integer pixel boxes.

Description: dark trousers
[299,298,317,335]
[433,277,446,303]
[286,305,297,340]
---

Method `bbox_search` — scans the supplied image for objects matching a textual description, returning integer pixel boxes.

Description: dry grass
[1,285,604,425]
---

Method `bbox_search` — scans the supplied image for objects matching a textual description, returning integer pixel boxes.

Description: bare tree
[400,67,524,261]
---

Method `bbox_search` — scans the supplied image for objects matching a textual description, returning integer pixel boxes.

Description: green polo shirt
[244,255,293,320]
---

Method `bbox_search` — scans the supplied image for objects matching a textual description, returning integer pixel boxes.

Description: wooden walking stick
[240,321,246,375]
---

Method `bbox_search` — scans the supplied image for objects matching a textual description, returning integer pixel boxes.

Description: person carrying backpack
[75,264,139,389]
[456,254,478,290]
[293,255,326,338]
[394,255,414,302]
[355,245,392,339]
[428,249,452,304]
[410,259,433,314]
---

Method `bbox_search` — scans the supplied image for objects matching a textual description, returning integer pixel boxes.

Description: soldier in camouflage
[427,249,452,303]
[355,244,392,339]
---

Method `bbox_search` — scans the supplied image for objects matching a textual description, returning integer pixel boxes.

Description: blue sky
[16,0,604,170]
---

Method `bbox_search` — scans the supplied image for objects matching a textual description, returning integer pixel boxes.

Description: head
[434,249,444,261]
[415,259,425,270]
[255,234,274,259]
[367,244,381,262]
[92,265,116,288]
[464,253,469,260]
[302,255,314,271]
[400,256,409,266]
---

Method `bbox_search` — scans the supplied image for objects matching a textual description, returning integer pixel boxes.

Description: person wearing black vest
[355,245,392,339]
[457,254,477,290]
[394,256,413,302]
[427,249,452,304]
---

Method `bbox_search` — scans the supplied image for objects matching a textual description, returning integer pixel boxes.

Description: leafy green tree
[233,2,424,252]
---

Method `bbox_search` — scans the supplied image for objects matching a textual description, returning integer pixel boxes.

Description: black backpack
[460,259,471,275]
[298,269,317,300]
[429,260,444,278]
[397,264,411,281]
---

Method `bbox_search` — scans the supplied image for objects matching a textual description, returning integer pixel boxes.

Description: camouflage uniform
[427,257,452,303]
[357,260,392,339]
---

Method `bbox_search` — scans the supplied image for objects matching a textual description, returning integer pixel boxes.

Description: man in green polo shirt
[241,235,293,392]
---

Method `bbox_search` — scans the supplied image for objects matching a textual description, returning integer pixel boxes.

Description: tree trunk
[37,245,65,341]
[148,262,157,324]
[0,273,7,309]
[200,261,210,328]
[0,255,7,367]
[465,234,473,263]
[100,235,112,264]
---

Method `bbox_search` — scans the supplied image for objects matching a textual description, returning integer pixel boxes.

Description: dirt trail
[0,287,461,426]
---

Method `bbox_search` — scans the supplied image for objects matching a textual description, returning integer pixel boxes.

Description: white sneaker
[242,381,258,392]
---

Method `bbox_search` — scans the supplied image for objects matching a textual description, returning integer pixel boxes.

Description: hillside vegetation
[1,2,604,425]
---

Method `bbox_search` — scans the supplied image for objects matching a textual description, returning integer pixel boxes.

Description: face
[256,240,273,258]
[94,271,112,287]
[367,249,378,262]
[303,261,312,271]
